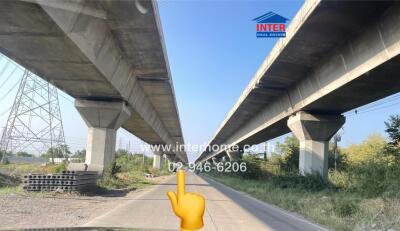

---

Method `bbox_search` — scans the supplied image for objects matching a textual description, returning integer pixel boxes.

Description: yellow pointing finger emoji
[167,170,205,231]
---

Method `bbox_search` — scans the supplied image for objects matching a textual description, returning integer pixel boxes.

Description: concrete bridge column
[75,100,131,172]
[226,150,243,161]
[287,111,345,178]
[153,151,163,169]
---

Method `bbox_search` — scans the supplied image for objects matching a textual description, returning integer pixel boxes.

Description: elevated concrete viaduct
[196,0,400,177]
[0,0,188,170]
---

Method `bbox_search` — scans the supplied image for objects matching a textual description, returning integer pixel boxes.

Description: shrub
[332,199,359,217]
[343,134,387,165]
[276,136,299,172]
[3,158,10,165]
[329,161,400,197]
[271,172,330,191]
[0,173,20,187]
[115,151,153,172]
[234,155,266,179]
[147,167,160,176]
[45,162,67,174]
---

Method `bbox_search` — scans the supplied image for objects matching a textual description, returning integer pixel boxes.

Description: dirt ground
[0,175,170,230]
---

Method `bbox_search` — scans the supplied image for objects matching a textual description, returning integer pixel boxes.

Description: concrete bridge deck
[196,0,400,176]
[0,0,187,167]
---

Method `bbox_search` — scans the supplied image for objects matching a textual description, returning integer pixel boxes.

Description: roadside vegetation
[0,146,171,194]
[0,172,21,194]
[0,161,67,194]
[96,149,170,191]
[207,115,400,231]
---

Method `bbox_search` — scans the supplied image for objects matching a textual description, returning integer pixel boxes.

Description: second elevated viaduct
[196,0,400,177]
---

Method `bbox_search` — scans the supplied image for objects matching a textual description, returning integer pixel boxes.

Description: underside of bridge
[196,0,400,177]
[0,0,188,170]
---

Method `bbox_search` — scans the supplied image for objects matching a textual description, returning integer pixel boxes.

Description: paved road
[84,173,327,231]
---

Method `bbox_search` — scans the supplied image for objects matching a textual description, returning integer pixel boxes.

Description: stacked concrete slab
[23,171,98,192]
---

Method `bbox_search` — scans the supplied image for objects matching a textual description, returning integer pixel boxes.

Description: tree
[385,115,400,146]
[116,149,130,157]
[343,134,387,164]
[16,151,33,157]
[275,135,347,171]
[276,135,300,172]
[0,150,14,164]
[41,144,71,162]
[384,114,400,163]
[328,144,347,170]
[72,149,86,162]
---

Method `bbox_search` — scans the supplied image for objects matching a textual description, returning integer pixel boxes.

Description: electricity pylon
[0,68,66,163]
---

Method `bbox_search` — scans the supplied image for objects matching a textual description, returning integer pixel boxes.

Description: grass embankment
[207,125,400,231]
[0,172,21,194]
[207,161,400,231]
[0,151,171,194]
[0,162,67,194]
[94,151,171,191]
[0,162,66,175]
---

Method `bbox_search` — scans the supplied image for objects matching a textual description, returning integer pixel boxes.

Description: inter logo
[253,12,289,38]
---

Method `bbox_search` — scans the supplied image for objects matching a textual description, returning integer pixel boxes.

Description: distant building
[49,157,82,163]
[8,156,47,164]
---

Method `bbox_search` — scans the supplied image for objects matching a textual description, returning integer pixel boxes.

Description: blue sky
[0,0,399,162]
[157,0,399,160]
[157,0,304,150]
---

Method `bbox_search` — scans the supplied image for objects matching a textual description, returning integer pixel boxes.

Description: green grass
[0,154,171,195]
[0,171,23,195]
[0,162,66,176]
[207,173,400,231]
[97,171,155,190]
[0,162,68,195]
[0,186,22,195]
[95,153,171,191]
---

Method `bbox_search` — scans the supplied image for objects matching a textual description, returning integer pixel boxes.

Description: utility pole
[142,140,145,167]
[264,141,268,160]
[333,132,342,171]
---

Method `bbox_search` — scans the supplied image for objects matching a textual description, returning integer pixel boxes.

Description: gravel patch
[0,192,127,229]
[0,175,170,230]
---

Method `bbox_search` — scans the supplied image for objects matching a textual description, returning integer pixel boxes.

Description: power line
[345,96,400,117]
[58,92,74,103]
[0,65,18,90]
[353,94,400,112]
[350,101,400,116]
[0,61,11,77]
[0,77,22,102]
[0,106,12,117]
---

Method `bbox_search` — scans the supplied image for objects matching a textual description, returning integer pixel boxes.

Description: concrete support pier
[287,111,345,178]
[75,100,131,172]
[153,151,163,169]
[226,150,242,161]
